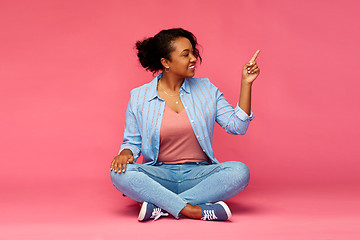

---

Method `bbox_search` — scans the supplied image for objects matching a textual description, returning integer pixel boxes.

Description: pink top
[157,104,210,164]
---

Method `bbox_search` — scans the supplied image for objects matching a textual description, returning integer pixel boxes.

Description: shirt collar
[147,72,191,102]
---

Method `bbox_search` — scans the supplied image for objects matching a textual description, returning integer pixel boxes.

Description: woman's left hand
[241,49,261,85]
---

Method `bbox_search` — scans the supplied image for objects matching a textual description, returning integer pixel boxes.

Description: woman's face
[164,37,197,78]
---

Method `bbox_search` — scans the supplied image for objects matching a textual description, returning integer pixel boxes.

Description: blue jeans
[110,161,250,218]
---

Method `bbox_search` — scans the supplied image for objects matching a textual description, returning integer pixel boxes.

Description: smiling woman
[135,28,202,73]
[110,28,260,222]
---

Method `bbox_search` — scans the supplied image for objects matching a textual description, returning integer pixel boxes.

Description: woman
[110,28,260,221]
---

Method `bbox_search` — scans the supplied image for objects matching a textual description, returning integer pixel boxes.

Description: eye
[183,51,194,57]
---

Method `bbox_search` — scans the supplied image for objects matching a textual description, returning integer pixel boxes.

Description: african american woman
[110,28,260,221]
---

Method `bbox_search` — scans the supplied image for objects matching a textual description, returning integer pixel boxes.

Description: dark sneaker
[138,202,169,222]
[199,201,232,221]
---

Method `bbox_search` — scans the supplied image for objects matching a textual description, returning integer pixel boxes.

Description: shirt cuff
[119,145,140,160]
[235,103,255,121]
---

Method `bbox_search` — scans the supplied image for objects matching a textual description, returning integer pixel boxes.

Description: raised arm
[238,49,261,115]
[215,50,260,135]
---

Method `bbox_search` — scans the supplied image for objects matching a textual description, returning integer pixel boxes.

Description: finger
[122,162,128,173]
[120,160,127,173]
[250,49,260,62]
[247,64,258,72]
[246,62,257,72]
[251,67,260,74]
[110,158,116,170]
[247,66,257,74]
[120,162,127,173]
[113,162,117,172]
[118,162,123,174]
[245,62,255,67]
[250,66,258,73]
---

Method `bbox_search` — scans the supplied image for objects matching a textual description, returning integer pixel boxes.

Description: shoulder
[130,81,152,95]
[187,77,219,92]
[129,78,157,100]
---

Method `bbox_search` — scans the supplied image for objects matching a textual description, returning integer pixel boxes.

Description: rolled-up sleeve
[234,102,255,121]
[215,88,255,135]
[119,92,142,161]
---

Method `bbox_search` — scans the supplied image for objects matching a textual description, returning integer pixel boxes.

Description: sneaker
[199,201,232,221]
[138,202,169,222]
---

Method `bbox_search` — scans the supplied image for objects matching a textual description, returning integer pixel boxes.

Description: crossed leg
[110,161,250,219]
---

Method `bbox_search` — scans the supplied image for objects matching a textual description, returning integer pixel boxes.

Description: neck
[159,72,184,91]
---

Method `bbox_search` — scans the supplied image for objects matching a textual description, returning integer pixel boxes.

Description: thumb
[246,62,254,67]
[128,156,135,163]
[243,62,252,70]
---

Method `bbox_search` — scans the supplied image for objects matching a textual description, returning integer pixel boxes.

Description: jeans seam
[177,164,181,194]
[182,165,223,181]
[136,165,177,182]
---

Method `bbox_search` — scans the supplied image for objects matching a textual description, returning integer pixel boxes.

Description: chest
[157,91,184,114]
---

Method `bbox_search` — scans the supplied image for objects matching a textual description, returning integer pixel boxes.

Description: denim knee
[220,161,250,187]
[110,164,138,191]
[110,170,124,191]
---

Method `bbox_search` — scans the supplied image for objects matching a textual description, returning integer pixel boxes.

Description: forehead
[171,37,193,52]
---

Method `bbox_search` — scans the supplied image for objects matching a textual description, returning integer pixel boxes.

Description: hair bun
[136,37,155,70]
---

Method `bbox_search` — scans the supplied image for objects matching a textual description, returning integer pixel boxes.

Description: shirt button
[203,149,206,152]
[191,120,194,122]
[185,106,187,109]
[197,135,199,138]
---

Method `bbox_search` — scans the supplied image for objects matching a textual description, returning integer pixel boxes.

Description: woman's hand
[110,149,134,174]
[241,49,261,85]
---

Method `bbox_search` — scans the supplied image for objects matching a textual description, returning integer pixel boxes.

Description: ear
[160,58,170,69]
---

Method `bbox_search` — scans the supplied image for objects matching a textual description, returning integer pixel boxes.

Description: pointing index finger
[250,49,261,62]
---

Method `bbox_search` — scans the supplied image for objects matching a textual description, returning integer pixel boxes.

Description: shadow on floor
[226,201,264,215]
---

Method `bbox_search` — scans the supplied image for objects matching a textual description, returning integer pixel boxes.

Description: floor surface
[1,178,359,240]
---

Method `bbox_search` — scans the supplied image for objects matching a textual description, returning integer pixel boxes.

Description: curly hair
[135,28,202,73]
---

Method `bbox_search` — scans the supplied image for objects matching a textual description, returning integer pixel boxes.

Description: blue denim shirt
[119,72,255,165]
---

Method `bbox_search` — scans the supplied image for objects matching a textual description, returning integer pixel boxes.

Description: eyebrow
[181,49,190,53]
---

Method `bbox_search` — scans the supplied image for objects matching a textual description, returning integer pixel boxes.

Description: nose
[190,53,197,63]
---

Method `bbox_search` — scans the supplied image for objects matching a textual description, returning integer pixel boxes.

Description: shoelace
[201,210,218,220]
[150,208,169,221]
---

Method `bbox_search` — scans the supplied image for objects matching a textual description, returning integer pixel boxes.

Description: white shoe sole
[215,201,232,220]
[138,202,148,221]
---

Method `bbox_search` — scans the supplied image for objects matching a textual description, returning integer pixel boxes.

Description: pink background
[1,0,359,239]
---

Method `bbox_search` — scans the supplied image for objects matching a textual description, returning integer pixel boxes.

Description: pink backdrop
[1,0,359,239]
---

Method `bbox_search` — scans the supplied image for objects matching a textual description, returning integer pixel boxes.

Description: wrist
[120,149,133,156]
[241,81,252,88]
